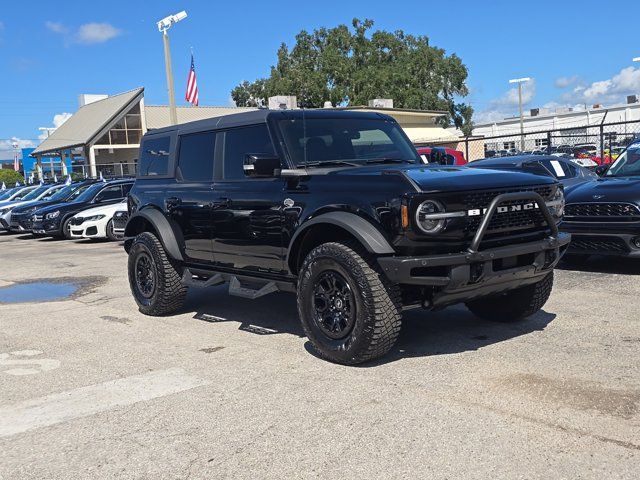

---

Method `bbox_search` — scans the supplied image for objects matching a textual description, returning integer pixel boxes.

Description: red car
[416,146,467,165]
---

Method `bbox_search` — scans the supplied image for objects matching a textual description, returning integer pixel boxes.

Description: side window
[222,125,276,180]
[177,131,215,182]
[139,136,170,176]
[95,185,123,203]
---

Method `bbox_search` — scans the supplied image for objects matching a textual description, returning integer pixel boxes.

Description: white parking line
[0,368,209,438]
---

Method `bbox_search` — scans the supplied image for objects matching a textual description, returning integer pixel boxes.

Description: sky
[1,0,639,156]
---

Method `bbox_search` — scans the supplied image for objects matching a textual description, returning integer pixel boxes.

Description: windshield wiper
[299,160,361,167]
[364,157,414,164]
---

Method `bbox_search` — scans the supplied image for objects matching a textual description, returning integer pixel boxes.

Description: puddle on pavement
[0,276,107,304]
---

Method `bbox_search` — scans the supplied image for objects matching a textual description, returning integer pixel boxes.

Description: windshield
[606,144,640,177]
[74,183,105,203]
[11,187,36,200]
[48,183,91,202]
[22,185,51,201]
[278,118,419,167]
[0,187,19,200]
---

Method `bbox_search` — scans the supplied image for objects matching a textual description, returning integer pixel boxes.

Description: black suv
[563,141,640,258]
[32,179,134,239]
[124,109,569,364]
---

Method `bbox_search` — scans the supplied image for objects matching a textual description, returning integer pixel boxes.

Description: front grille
[112,212,129,229]
[569,236,630,253]
[565,203,640,222]
[462,185,554,235]
[33,214,43,222]
[70,217,84,226]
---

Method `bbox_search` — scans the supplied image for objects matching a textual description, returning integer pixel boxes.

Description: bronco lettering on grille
[467,202,538,217]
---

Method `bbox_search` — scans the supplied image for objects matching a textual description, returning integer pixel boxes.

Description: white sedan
[68,200,127,241]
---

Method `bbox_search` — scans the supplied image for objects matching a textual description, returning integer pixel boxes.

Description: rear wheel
[465,272,554,322]
[297,241,402,365]
[128,232,187,316]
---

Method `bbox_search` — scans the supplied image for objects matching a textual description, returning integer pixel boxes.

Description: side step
[181,269,225,288]
[228,277,279,299]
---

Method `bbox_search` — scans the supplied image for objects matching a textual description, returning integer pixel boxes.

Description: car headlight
[547,188,565,219]
[45,210,60,220]
[84,215,105,221]
[415,200,446,234]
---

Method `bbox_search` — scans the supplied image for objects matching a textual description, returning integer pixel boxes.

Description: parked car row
[0,178,132,241]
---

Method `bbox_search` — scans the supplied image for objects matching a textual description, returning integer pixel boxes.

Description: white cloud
[45,21,68,34]
[473,79,536,124]
[561,67,640,106]
[0,137,35,154]
[555,75,579,88]
[45,21,121,45]
[76,22,121,44]
[37,112,72,141]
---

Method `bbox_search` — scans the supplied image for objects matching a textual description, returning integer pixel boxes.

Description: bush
[0,169,25,186]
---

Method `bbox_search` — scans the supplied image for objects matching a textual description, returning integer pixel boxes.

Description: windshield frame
[606,143,640,177]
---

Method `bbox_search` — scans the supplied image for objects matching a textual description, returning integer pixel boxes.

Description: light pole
[157,11,188,126]
[509,77,531,151]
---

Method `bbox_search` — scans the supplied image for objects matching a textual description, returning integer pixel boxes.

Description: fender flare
[288,211,395,265]
[125,208,184,261]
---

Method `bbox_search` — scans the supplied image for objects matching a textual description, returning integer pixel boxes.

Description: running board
[228,276,279,299]
[181,269,225,288]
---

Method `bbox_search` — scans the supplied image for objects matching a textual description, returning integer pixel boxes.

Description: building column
[60,150,68,176]
[35,155,43,181]
[88,146,97,178]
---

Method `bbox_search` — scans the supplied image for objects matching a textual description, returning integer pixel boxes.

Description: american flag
[185,53,199,106]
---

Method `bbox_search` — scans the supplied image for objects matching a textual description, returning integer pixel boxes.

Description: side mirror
[243,154,281,177]
[595,165,609,176]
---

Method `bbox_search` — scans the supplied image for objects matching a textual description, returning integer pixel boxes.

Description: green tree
[231,18,473,135]
[0,169,25,186]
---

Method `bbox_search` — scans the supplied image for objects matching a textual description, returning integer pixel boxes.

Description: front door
[211,125,285,274]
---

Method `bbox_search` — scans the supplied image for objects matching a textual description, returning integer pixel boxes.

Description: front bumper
[378,191,570,308]
[31,219,61,236]
[561,222,640,257]
[69,221,104,239]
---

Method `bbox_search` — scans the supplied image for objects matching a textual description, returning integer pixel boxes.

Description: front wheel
[297,241,402,365]
[465,272,554,322]
[127,232,187,316]
[106,219,119,241]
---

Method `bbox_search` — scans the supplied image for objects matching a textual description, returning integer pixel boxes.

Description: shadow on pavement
[558,255,640,275]
[188,285,556,364]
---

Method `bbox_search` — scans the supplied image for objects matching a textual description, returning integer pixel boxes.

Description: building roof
[144,105,257,129]
[32,88,144,156]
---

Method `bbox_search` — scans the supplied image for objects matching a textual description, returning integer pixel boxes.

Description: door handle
[213,197,230,208]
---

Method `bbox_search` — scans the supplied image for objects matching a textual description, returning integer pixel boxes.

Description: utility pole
[157,11,188,126]
[509,77,531,151]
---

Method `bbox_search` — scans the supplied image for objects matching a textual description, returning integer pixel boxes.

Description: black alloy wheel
[134,251,156,299]
[312,270,356,340]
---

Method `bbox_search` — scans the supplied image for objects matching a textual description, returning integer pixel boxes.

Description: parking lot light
[509,77,531,151]
[157,10,188,126]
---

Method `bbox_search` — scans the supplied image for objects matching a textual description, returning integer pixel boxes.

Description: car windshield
[278,117,419,167]
[73,183,106,203]
[606,145,640,177]
[11,187,35,200]
[0,188,19,200]
[22,185,52,201]
[49,183,92,202]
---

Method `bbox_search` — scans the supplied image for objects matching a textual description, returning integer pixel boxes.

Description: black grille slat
[570,237,630,253]
[462,185,554,235]
[565,203,640,222]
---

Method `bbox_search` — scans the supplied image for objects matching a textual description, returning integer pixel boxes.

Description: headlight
[547,188,565,218]
[415,200,446,234]
[45,211,60,220]
[84,215,105,221]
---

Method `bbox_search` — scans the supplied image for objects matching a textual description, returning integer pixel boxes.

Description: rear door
[166,130,216,264]
[211,124,286,274]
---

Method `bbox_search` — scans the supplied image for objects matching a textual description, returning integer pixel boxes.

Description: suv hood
[35,201,87,215]
[73,201,126,218]
[565,177,640,205]
[330,164,556,193]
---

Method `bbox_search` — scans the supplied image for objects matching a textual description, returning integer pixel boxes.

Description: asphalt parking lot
[0,232,639,479]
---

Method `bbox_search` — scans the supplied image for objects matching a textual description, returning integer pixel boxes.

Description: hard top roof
[145,108,396,136]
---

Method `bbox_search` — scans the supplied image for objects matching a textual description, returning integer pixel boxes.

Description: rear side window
[139,136,170,176]
[95,185,124,202]
[177,131,215,182]
[540,159,577,178]
[222,125,276,180]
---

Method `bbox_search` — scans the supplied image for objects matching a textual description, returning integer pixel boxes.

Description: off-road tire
[106,219,119,242]
[297,241,402,365]
[128,232,187,316]
[465,272,554,322]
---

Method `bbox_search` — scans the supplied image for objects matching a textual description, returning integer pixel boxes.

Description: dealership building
[29,89,457,178]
